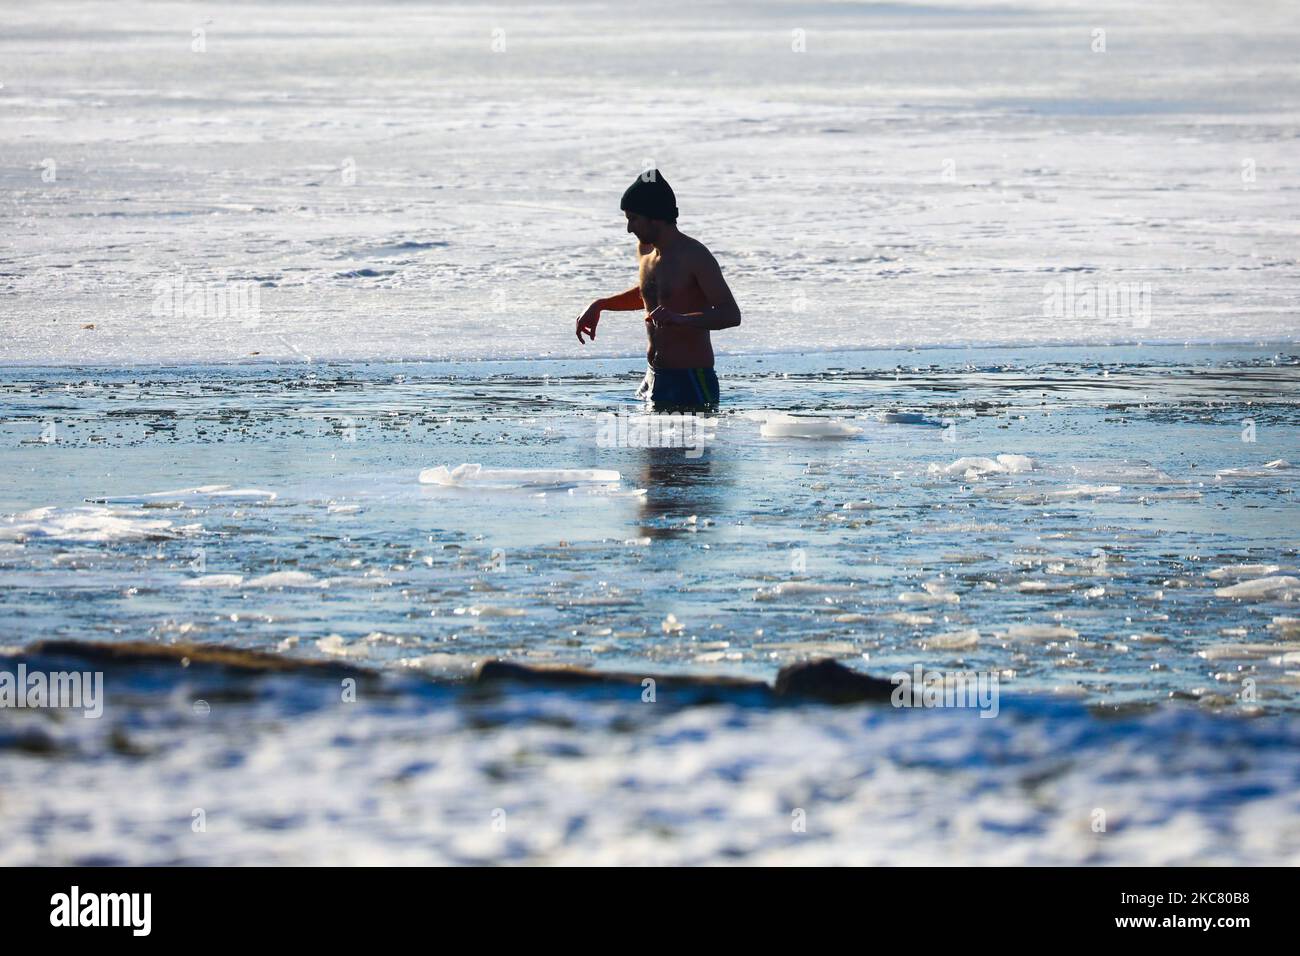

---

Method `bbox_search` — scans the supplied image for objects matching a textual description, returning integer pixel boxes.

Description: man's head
[621,169,678,244]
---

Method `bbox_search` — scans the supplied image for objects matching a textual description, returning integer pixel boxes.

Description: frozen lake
[2,2,1298,867]
[2,0,1298,364]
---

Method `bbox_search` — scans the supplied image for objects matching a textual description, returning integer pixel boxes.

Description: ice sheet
[3,0,1297,366]
[418,464,622,488]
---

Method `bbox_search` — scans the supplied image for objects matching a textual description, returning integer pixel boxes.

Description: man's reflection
[634,440,724,541]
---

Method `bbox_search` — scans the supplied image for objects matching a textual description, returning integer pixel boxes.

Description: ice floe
[1068,461,1181,484]
[1214,576,1300,601]
[759,414,862,439]
[877,411,938,425]
[87,485,277,505]
[419,464,621,488]
[1208,564,1282,581]
[999,624,1080,642]
[452,605,526,618]
[754,581,858,601]
[0,506,192,543]
[1215,460,1292,478]
[1200,642,1300,661]
[181,574,245,588]
[928,454,1035,478]
[244,571,323,589]
[922,629,980,650]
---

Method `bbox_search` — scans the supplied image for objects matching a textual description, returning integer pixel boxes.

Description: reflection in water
[635,436,725,541]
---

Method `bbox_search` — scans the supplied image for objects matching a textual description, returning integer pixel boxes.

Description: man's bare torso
[638,236,715,369]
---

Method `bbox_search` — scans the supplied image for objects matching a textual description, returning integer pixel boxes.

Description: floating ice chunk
[181,574,244,588]
[89,485,277,504]
[882,612,934,625]
[0,506,184,543]
[760,414,862,439]
[317,635,367,657]
[1068,461,1179,484]
[1045,484,1122,499]
[877,411,935,425]
[396,653,478,676]
[244,571,322,588]
[453,605,525,617]
[323,576,392,589]
[1000,624,1079,641]
[1200,642,1300,661]
[941,552,993,564]
[1140,490,1202,501]
[931,522,1008,533]
[995,454,1036,473]
[755,581,857,601]
[661,613,685,633]
[1208,564,1281,581]
[1215,460,1292,478]
[898,589,959,605]
[589,486,647,499]
[1214,576,1300,601]
[419,463,621,488]
[923,629,980,650]
[930,457,1000,478]
[694,650,743,664]
[928,454,1035,478]
[1270,617,1300,637]
[1126,632,1167,644]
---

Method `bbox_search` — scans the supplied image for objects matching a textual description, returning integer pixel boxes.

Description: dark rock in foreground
[10,641,896,706]
[478,657,895,705]
[21,640,373,680]
[773,658,896,704]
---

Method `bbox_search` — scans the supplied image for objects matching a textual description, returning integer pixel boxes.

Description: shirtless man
[575,170,741,410]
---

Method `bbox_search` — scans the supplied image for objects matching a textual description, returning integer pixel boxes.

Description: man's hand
[647,305,687,330]
[576,301,602,343]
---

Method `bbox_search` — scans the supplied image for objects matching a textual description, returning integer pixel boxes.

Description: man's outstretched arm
[577,287,646,343]
[598,287,648,311]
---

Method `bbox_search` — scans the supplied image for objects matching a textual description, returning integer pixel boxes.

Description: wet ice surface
[2,345,1298,708]
[3,1,1299,363]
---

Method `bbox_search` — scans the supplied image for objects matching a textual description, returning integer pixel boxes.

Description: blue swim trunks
[636,366,719,411]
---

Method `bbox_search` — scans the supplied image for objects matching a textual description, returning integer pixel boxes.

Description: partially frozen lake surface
[2,0,1298,363]
[3,0,1299,866]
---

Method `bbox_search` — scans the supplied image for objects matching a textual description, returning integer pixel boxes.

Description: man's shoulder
[681,234,718,264]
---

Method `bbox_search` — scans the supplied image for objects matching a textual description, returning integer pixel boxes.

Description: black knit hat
[620,170,678,223]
